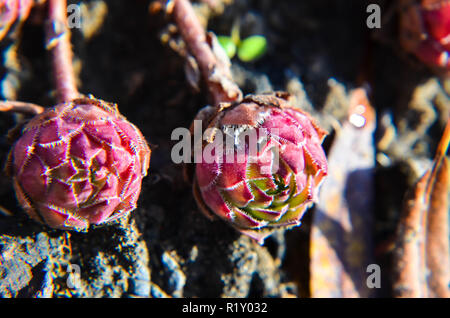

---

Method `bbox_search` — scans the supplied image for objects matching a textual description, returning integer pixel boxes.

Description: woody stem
[47,0,79,103]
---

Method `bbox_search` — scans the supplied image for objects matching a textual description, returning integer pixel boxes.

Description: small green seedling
[217,21,267,62]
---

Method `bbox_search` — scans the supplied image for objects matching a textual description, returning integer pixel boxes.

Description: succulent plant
[189,92,328,243]
[6,97,151,230]
[0,0,33,40]
[399,0,450,74]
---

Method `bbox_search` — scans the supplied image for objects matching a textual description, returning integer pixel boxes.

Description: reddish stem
[47,0,79,103]
[172,0,242,106]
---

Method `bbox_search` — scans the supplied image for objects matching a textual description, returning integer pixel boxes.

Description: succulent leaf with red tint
[7,97,151,230]
[399,0,450,74]
[190,93,328,243]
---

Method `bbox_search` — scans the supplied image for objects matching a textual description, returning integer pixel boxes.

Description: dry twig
[46,0,80,103]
